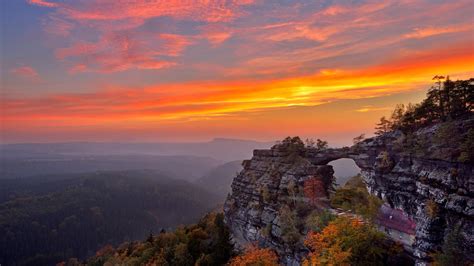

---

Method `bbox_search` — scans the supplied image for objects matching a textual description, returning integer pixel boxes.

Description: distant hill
[0,138,273,162]
[0,170,220,265]
[0,154,221,181]
[195,160,243,199]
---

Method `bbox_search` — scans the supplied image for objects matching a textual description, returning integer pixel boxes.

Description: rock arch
[224,135,473,265]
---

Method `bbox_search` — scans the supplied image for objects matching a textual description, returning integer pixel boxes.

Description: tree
[390,104,405,129]
[146,231,154,243]
[229,246,279,266]
[261,185,272,202]
[431,75,446,120]
[305,210,336,233]
[305,138,316,148]
[374,116,392,136]
[458,128,474,162]
[316,139,329,150]
[330,175,382,221]
[303,217,388,266]
[279,205,300,246]
[434,226,468,266]
[382,77,473,134]
[287,180,298,205]
[353,134,365,145]
[304,177,326,206]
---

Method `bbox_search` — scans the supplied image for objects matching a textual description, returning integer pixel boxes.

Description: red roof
[376,204,416,235]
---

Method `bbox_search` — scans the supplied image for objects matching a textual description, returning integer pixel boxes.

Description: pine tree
[374,116,391,135]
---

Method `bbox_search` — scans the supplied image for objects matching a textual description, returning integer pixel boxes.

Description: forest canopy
[375,77,473,134]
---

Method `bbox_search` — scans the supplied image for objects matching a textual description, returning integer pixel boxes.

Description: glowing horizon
[1,0,473,145]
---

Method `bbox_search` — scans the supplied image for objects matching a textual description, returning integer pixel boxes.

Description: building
[375,203,416,251]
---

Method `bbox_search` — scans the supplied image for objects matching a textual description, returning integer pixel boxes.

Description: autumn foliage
[303,216,387,266]
[229,245,279,266]
[304,177,326,206]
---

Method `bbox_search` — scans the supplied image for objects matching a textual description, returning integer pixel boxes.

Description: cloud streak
[30,0,254,72]
[10,66,39,78]
[4,42,473,127]
[4,0,473,141]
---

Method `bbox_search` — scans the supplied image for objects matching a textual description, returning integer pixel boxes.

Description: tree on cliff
[229,245,279,266]
[434,225,468,266]
[353,134,365,145]
[304,177,327,206]
[386,77,473,132]
[83,212,234,265]
[304,217,388,266]
[375,116,392,136]
[279,205,301,246]
[330,175,383,221]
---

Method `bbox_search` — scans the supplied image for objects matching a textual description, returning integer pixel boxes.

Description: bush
[434,226,468,266]
[304,216,389,266]
[304,210,336,233]
[426,199,439,218]
[330,175,382,221]
[279,205,301,247]
[229,246,278,266]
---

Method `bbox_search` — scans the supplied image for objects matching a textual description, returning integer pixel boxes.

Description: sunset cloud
[55,0,254,23]
[4,42,473,128]
[55,32,190,72]
[27,0,58,8]
[404,24,474,39]
[355,106,391,113]
[10,66,39,78]
[3,0,473,142]
[29,0,255,73]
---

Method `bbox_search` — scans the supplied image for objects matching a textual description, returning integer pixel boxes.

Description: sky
[1,0,473,145]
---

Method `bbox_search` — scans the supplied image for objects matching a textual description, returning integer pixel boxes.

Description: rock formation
[224,119,473,265]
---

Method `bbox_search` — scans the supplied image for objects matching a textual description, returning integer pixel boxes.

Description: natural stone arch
[225,134,473,265]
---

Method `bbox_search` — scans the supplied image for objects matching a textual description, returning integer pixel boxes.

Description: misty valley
[0,140,360,265]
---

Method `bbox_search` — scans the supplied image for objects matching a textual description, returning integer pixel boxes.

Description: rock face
[224,120,473,265]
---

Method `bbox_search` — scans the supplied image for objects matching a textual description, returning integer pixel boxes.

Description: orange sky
[1,0,474,145]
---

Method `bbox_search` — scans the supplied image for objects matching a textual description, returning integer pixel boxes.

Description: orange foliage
[229,245,279,266]
[303,177,326,206]
[303,217,366,266]
[95,244,114,257]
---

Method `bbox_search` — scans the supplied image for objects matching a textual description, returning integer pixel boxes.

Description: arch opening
[328,158,361,186]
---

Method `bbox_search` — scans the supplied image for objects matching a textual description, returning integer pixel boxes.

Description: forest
[0,171,219,265]
[373,77,474,163]
[375,77,473,133]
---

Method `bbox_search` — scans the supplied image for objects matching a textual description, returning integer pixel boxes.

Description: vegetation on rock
[434,226,469,266]
[382,77,473,133]
[330,175,383,221]
[373,77,473,162]
[229,246,279,266]
[304,216,397,266]
[68,213,233,266]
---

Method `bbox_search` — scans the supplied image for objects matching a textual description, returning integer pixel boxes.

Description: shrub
[279,205,301,247]
[261,186,272,203]
[433,226,468,266]
[330,175,382,221]
[262,223,273,238]
[304,210,336,233]
[304,216,388,266]
[229,246,279,266]
[426,199,439,218]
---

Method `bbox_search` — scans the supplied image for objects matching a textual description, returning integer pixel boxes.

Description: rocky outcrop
[224,120,473,265]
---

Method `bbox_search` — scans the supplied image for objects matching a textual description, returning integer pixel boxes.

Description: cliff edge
[224,118,473,265]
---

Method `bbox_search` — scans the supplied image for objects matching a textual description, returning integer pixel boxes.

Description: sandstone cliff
[224,118,473,265]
